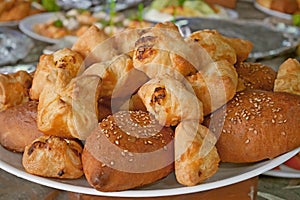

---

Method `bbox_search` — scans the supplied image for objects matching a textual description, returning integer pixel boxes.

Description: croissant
[187,60,238,116]
[138,74,204,127]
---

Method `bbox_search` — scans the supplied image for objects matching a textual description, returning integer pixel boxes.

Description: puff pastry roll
[274,58,300,95]
[22,135,83,179]
[0,70,32,111]
[84,54,148,99]
[37,74,101,139]
[138,74,204,127]
[175,121,220,186]
[30,48,85,100]
[133,22,204,80]
[187,60,238,116]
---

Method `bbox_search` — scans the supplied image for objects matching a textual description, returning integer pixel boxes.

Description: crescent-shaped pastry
[138,74,204,126]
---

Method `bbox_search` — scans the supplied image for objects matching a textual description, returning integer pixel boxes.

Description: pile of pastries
[0,22,299,192]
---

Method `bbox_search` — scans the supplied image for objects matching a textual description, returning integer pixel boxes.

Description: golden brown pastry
[37,74,101,139]
[270,0,298,14]
[236,62,277,92]
[175,121,220,186]
[0,1,30,21]
[22,135,83,179]
[83,54,149,99]
[187,60,238,116]
[133,22,199,80]
[274,58,300,95]
[0,70,32,111]
[138,74,204,126]
[30,48,85,100]
[186,30,237,65]
[204,90,300,163]
[82,110,174,192]
[0,101,43,153]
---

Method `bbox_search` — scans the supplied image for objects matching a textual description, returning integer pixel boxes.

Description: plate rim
[1,145,299,197]
[254,1,292,20]
[19,12,62,44]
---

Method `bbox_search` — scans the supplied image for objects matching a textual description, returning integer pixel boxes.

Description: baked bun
[82,110,174,192]
[204,90,300,163]
[0,70,32,111]
[256,0,299,14]
[0,101,43,152]
[22,135,83,179]
[235,62,277,92]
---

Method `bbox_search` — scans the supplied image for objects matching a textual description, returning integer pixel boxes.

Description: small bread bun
[0,101,43,152]
[270,0,298,14]
[204,90,300,163]
[82,110,174,192]
[235,62,277,92]
[22,135,83,179]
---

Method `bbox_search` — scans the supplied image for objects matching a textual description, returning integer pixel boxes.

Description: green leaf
[292,14,300,27]
[41,0,60,11]
[53,19,63,27]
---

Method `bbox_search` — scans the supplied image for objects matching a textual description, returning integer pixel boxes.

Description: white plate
[19,12,63,44]
[0,21,19,27]
[263,164,300,178]
[0,145,299,197]
[254,2,292,20]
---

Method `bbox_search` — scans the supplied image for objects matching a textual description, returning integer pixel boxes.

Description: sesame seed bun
[82,110,174,192]
[204,90,300,163]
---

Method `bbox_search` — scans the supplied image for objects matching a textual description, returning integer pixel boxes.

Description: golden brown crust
[0,70,32,111]
[204,90,300,163]
[235,62,277,92]
[0,101,43,152]
[274,58,300,95]
[188,60,238,116]
[22,135,83,179]
[175,121,220,186]
[82,111,174,192]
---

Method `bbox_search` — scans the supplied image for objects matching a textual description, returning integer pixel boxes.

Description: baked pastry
[235,62,277,92]
[0,101,43,153]
[204,90,300,163]
[133,22,199,80]
[0,70,32,111]
[37,74,101,139]
[82,110,174,192]
[22,135,83,179]
[187,60,238,116]
[138,74,204,126]
[256,0,299,14]
[175,121,220,186]
[186,30,237,65]
[30,48,85,100]
[274,58,300,95]
[83,54,149,99]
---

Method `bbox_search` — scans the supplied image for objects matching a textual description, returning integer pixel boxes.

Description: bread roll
[0,70,32,111]
[235,62,277,92]
[204,90,300,163]
[82,110,174,192]
[0,101,43,152]
[22,135,83,179]
[270,0,298,14]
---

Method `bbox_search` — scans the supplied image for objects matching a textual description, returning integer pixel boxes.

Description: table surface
[1,1,300,200]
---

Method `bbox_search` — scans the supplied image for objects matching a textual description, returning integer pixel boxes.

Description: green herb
[137,3,144,22]
[178,0,185,7]
[53,19,63,27]
[292,14,300,27]
[41,0,60,12]
[109,0,116,27]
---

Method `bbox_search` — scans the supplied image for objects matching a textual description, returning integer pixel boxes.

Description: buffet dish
[1,19,300,197]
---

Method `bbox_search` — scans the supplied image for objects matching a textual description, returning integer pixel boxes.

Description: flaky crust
[0,70,32,111]
[22,135,83,179]
[82,111,174,192]
[188,60,238,116]
[235,62,277,92]
[175,121,220,186]
[133,22,198,80]
[274,58,300,95]
[0,101,43,152]
[204,90,300,163]
[30,48,85,100]
[138,75,204,126]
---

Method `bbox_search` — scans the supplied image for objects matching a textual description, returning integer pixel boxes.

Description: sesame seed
[245,139,250,144]
[110,161,115,166]
[115,140,120,145]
